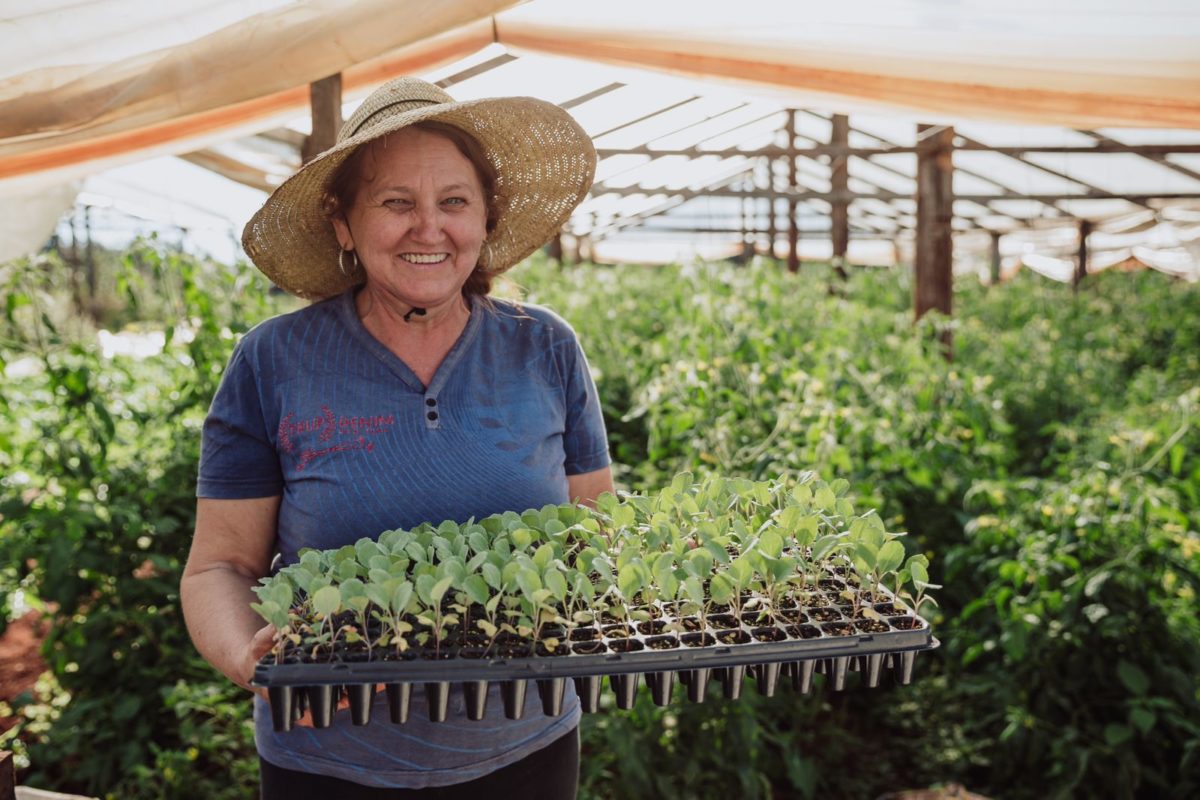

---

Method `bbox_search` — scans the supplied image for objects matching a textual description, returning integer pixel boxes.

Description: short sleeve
[197,342,283,499]
[559,335,611,476]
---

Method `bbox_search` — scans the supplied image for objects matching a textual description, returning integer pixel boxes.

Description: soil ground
[0,611,49,735]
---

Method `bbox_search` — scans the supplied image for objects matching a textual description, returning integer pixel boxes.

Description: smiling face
[330,126,490,313]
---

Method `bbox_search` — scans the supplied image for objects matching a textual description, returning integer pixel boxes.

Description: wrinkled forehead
[350,127,489,193]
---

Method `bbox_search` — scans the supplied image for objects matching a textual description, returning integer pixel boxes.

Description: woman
[180,77,612,798]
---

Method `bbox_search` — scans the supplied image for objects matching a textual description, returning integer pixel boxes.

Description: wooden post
[302,74,344,164]
[1,750,14,800]
[766,159,778,261]
[914,123,955,358]
[786,109,799,273]
[989,231,1002,285]
[830,113,850,280]
[1075,219,1092,290]
[83,204,96,300]
[547,232,563,264]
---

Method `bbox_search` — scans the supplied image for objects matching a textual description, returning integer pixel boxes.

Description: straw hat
[242,77,596,299]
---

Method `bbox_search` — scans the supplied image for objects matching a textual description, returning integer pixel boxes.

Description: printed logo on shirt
[277,406,395,471]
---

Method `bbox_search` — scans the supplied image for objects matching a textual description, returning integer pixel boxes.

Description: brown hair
[323,121,502,298]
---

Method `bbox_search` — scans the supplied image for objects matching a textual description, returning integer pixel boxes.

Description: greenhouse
[1,2,1198,799]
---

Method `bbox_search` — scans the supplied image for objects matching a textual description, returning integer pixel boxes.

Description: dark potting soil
[889,616,924,630]
[854,619,891,634]
[808,607,843,622]
[716,629,750,644]
[751,627,786,642]
[708,614,739,629]
[786,624,822,639]
[569,627,601,642]
[608,638,645,653]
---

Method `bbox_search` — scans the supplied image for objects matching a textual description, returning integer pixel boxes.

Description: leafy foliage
[0,242,288,797]
[2,249,1197,800]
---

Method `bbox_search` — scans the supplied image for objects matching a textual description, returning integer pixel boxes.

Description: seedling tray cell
[255,612,936,731]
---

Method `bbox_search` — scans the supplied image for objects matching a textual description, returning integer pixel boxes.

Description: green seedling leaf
[481,562,503,590]
[391,581,414,615]
[533,543,554,570]
[415,574,436,605]
[876,540,905,574]
[430,576,454,604]
[365,584,390,610]
[909,558,930,586]
[709,573,735,606]
[616,563,639,600]
[463,575,489,607]
[812,534,842,562]
[544,569,569,601]
[311,586,341,618]
[815,485,837,510]
[516,568,542,598]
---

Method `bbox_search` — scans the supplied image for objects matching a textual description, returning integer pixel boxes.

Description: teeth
[402,253,448,264]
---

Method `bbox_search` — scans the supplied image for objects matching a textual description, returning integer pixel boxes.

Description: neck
[355,285,471,343]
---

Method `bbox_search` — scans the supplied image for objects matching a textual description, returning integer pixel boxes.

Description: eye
[383,197,412,209]
[442,197,467,207]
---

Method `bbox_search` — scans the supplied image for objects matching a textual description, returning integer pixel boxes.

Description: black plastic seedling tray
[254,606,937,732]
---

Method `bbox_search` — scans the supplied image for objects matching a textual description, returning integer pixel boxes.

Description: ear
[330,214,354,251]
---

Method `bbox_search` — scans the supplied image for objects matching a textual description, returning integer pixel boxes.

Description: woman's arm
[181,496,280,694]
[568,466,615,508]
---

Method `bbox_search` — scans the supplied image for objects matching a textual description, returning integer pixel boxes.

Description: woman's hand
[244,624,277,701]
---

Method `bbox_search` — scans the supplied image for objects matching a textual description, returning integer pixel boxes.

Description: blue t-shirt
[197,291,610,788]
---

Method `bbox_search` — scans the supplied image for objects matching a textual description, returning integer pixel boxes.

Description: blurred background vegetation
[0,243,1197,799]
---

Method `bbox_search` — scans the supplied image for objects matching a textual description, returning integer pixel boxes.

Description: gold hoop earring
[338,248,358,277]
[481,241,496,268]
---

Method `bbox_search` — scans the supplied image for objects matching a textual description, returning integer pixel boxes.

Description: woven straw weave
[242,77,596,300]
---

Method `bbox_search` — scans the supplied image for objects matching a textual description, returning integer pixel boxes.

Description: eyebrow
[377,183,478,194]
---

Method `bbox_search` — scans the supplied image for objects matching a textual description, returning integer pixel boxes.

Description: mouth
[400,253,450,265]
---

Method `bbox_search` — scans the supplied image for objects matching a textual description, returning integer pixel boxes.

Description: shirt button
[427,411,438,421]
[425,398,437,407]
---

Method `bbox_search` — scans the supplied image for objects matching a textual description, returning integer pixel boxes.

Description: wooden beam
[1075,129,1200,185]
[990,231,1002,285]
[1075,218,1093,290]
[954,132,1151,212]
[302,74,343,165]
[435,54,518,88]
[594,143,1200,159]
[591,96,700,140]
[915,123,955,357]
[180,150,276,193]
[588,185,1200,203]
[800,109,1070,224]
[829,113,850,279]
[559,82,625,110]
[786,109,799,272]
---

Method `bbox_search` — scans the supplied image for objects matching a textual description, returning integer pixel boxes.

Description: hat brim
[242,95,596,300]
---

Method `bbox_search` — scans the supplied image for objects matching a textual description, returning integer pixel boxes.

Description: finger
[250,624,279,658]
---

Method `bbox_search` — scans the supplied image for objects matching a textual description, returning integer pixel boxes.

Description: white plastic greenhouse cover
[1,0,1199,271]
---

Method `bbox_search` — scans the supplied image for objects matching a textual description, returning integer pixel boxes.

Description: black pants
[259,727,579,800]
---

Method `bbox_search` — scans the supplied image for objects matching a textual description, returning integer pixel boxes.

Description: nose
[409,204,442,243]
